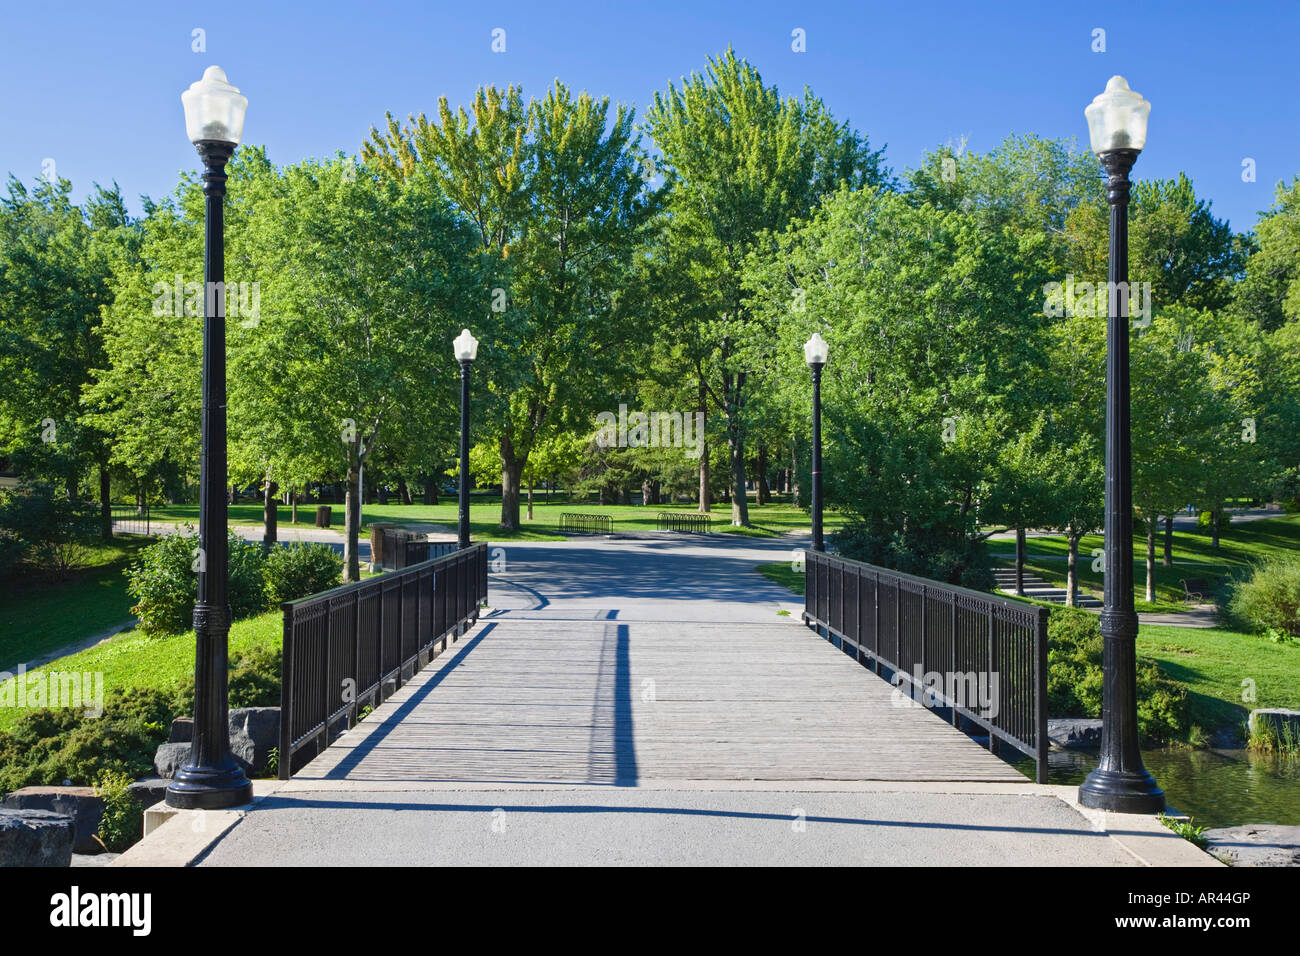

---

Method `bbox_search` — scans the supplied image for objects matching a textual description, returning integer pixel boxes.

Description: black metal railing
[657,512,711,533]
[559,512,612,534]
[110,503,152,536]
[803,549,1050,783]
[278,542,489,778]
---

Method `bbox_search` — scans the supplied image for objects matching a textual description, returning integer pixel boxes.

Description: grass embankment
[0,609,281,734]
[0,536,152,671]
[151,494,841,542]
[990,513,1300,610]
[755,560,1300,744]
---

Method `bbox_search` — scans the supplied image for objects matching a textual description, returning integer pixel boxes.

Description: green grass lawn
[0,536,152,672]
[1138,625,1300,739]
[0,609,281,733]
[149,494,841,541]
[758,561,805,596]
[990,513,1300,609]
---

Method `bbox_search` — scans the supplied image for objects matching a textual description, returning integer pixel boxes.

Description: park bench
[1179,578,1212,604]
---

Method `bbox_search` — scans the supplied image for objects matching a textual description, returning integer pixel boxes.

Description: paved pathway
[121,535,1214,866]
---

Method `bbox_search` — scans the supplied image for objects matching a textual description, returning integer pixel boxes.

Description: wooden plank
[296,616,1023,785]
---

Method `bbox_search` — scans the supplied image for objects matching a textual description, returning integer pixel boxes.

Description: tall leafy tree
[364,81,655,531]
[645,48,887,525]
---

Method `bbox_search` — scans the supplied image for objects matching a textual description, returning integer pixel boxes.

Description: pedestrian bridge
[292,539,1025,787]
[118,536,1217,867]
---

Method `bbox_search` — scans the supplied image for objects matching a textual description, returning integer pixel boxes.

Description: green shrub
[1228,555,1300,643]
[94,769,142,851]
[229,644,282,707]
[126,528,266,635]
[0,711,160,794]
[0,483,98,576]
[1046,605,1189,743]
[262,542,342,606]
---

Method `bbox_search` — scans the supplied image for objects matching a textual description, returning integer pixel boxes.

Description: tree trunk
[527,478,534,521]
[397,477,412,505]
[263,476,278,553]
[423,476,439,505]
[790,442,801,505]
[343,448,362,583]
[499,436,524,532]
[1066,531,1080,607]
[1145,514,1157,603]
[1211,504,1222,549]
[98,461,111,539]
[291,489,299,525]
[727,423,750,527]
[1014,528,1026,596]
[697,381,710,514]
[756,445,770,506]
[377,484,388,505]
[1162,515,1173,567]
[619,486,631,505]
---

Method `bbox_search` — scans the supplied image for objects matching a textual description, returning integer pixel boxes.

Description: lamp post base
[166,762,254,810]
[1078,767,1165,814]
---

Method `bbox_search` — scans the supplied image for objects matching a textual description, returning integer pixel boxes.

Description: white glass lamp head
[453,328,479,362]
[1084,76,1150,155]
[182,66,248,145]
[804,332,829,367]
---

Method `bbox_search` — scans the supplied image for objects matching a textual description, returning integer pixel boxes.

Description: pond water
[1018,748,1300,829]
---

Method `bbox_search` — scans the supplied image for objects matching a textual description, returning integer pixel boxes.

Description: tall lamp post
[1078,76,1164,814]
[454,329,479,550]
[804,333,829,552]
[167,66,253,810]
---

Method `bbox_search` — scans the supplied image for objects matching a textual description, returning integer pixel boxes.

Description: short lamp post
[454,329,479,550]
[804,333,829,552]
[167,66,253,810]
[1077,76,1164,814]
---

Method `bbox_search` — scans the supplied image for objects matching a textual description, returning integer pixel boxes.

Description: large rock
[1248,708,1300,740]
[0,809,74,867]
[1204,825,1300,867]
[168,717,193,743]
[1,787,104,854]
[1048,718,1103,750]
[127,778,171,809]
[153,742,191,778]
[228,707,281,778]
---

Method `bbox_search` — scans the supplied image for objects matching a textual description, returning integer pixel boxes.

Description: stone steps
[992,568,1102,609]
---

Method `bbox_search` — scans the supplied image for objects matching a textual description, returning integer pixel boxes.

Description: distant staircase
[992,567,1102,609]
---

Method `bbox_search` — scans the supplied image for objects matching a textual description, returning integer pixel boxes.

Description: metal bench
[1179,578,1211,604]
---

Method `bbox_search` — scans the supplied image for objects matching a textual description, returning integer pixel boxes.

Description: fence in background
[110,503,152,536]
[657,512,712,533]
[559,512,613,534]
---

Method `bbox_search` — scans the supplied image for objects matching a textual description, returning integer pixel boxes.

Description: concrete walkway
[119,536,1215,867]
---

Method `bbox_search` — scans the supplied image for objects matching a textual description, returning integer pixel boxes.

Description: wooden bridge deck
[295,540,1023,786]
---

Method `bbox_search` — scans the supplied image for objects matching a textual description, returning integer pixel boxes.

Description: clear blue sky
[2,0,1295,232]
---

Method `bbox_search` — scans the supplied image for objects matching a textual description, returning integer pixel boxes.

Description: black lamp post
[167,66,253,810]
[454,329,479,549]
[804,333,829,552]
[1078,76,1164,814]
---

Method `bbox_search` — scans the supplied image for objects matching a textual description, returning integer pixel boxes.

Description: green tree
[645,49,887,526]
[364,81,655,531]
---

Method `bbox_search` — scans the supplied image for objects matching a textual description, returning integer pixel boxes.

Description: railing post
[951,595,960,727]
[278,605,294,780]
[988,610,998,757]
[1036,606,1050,784]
